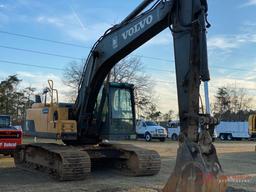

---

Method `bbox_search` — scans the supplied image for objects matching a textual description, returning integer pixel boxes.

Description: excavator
[14,0,226,191]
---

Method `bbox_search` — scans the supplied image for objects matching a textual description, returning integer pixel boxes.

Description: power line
[133,54,174,63]
[146,67,175,73]
[1,30,255,74]
[0,29,175,63]
[153,79,256,92]
[211,66,256,73]
[1,31,256,75]
[146,65,256,74]
[0,59,64,71]
[0,30,91,49]
[154,80,176,84]
[0,45,83,60]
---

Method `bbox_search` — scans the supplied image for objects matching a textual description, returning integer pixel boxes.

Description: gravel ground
[0,140,255,192]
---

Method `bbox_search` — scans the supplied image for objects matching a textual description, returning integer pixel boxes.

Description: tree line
[212,86,255,121]
[0,75,35,125]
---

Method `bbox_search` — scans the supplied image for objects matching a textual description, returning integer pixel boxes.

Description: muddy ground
[0,139,256,192]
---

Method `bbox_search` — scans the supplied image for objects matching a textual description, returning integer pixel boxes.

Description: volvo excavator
[14,0,226,191]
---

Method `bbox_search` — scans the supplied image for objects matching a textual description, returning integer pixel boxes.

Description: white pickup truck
[136,120,167,142]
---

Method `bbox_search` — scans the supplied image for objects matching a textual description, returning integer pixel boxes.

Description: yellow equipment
[248,114,256,138]
[25,80,77,140]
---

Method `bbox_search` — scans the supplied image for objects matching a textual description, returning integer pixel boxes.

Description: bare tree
[213,85,253,121]
[63,60,84,89]
[63,60,84,101]
[161,110,174,121]
[109,56,155,117]
[144,103,162,121]
[63,56,155,115]
[229,88,252,113]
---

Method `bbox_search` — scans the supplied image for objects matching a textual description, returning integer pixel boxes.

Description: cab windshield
[145,121,157,126]
[0,116,10,128]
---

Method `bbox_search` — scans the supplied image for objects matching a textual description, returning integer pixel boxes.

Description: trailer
[215,121,250,141]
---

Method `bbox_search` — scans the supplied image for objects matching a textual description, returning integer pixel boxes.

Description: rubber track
[112,144,161,176]
[14,143,91,181]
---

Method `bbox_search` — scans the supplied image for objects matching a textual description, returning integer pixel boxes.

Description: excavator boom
[75,0,211,144]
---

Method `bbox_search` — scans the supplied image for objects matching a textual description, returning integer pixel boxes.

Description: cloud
[0,71,73,101]
[208,36,238,50]
[0,4,6,8]
[208,33,256,51]
[243,21,256,27]
[17,71,73,102]
[239,61,256,81]
[145,30,173,46]
[35,14,173,46]
[17,71,37,78]
[150,77,178,114]
[36,16,64,27]
[0,12,9,26]
[35,14,110,42]
[241,0,256,7]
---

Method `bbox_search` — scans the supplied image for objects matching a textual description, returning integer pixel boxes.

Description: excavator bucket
[163,132,227,192]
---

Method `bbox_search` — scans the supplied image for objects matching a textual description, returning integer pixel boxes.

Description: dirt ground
[0,139,256,192]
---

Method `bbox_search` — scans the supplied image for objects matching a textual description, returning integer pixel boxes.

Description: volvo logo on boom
[122,15,153,40]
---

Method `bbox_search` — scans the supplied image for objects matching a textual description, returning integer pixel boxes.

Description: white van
[136,120,167,142]
[166,120,217,141]
[167,121,180,141]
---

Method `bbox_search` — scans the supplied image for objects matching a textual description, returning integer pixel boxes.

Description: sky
[0,0,256,114]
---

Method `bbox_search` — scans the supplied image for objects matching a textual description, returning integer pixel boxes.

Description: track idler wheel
[163,132,227,192]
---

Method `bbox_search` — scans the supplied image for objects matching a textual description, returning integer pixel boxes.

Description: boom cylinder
[121,0,155,24]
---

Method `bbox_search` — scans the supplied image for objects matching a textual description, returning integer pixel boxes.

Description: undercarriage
[14,142,161,181]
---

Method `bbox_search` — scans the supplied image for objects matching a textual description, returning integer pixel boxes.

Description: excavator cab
[95,82,136,140]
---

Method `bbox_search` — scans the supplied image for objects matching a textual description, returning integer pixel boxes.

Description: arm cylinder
[204,81,211,114]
